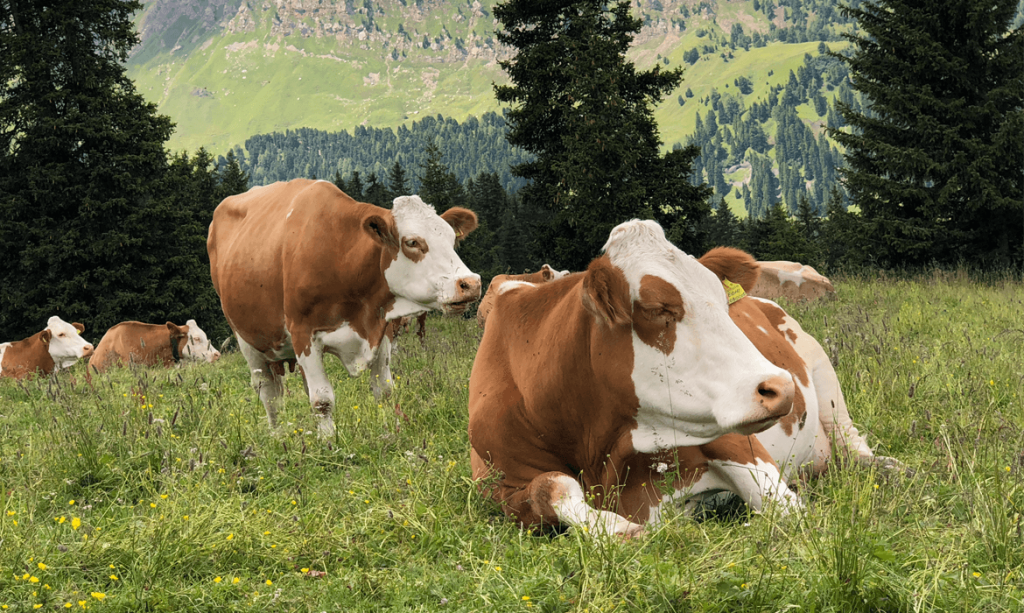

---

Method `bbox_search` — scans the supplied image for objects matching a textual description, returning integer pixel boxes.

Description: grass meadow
[1,273,1022,612]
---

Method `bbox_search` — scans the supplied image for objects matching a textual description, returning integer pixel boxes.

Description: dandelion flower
[265,580,273,586]
[522,596,531,601]
[91,592,105,600]
[29,576,40,583]
[160,495,168,500]
[33,605,42,610]
[71,517,81,530]
[110,575,118,581]
[973,572,982,578]
[69,500,75,505]
[37,563,47,571]
[214,577,222,583]
[232,577,240,584]
[226,534,234,541]
[5,511,13,516]
[300,568,309,573]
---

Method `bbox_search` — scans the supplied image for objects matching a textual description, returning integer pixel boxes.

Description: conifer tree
[493,0,710,269]
[0,0,175,338]
[386,160,411,200]
[832,0,1023,268]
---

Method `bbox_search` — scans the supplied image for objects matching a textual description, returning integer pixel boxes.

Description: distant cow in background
[751,261,835,302]
[88,320,221,373]
[0,317,94,379]
[476,264,571,328]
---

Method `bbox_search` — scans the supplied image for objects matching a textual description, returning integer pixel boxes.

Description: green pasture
[1,274,1022,611]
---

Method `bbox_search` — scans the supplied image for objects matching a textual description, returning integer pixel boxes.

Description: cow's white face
[382,196,481,317]
[594,220,794,451]
[181,319,221,363]
[46,316,94,369]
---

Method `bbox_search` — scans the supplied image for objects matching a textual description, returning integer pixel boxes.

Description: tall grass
[1,274,1021,612]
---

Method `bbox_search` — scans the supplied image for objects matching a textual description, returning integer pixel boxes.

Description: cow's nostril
[757,383,778,400]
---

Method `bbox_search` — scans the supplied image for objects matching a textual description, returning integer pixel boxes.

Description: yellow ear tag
[723,279,746,305]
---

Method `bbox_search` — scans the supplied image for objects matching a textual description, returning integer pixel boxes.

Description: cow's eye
[405,239,419,249]
[57,333,65,337]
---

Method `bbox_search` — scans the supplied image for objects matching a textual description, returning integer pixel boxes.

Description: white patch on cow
[317,323,376,377]
[776,266,808,287]
[549,474,645,537]
[601,220,792,451]
[181,319,220,363]
[45,316,94,370]
[385,195,479,310]
[369,334,393,400]
[495,280,534,295]
[648,458,801,523]
[0,342,10,375]
[237,334,284,429]
[386,298,430,322]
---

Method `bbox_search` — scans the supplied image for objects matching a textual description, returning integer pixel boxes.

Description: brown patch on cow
[477,268,574,328]
[776,385,807,437]
[632,275,684,355]
[400,235,428,263]
[72,322,85,334]
[0,329,55,379]
[698,247,761,294]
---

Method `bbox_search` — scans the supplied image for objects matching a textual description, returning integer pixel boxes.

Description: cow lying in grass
[468,222,899,536]
[88,320,221,372]
[0,317,94,379]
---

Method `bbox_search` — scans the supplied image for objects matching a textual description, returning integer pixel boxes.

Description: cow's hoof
[315,415,336,439]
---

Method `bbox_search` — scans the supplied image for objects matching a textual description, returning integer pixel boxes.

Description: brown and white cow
[698,248,897,478]
[88,320,221,373]
[468,220,798,537]
[476,264,570,328]
[209,179,481,436]
[0,317,94,379]
[751,261,835,302]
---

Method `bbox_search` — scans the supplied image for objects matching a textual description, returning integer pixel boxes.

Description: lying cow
[476,264,570,328]
[209,179,481,437]
[751,260,835,302]
[698,247,897,477]
[469,220,797,537]
[0,316,94,379]
[88,320,221,372]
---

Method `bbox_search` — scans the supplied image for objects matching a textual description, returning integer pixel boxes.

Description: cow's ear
[365,214,398,248]
[441,207,479,243]
[72,322,85,334]
[698,246,761,293]
[39,330,52,345]
[541,265,554,281]
[166,322,187,338]
[581,257,631,326]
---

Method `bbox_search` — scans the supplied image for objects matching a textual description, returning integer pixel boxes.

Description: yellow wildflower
[90,592,105,600]
[214,577,222,583]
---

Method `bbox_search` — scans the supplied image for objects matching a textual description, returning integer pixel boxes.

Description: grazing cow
[209,179,481,436]
[0,317,94,379]
[476,264,570,328]
[698,247,898,477]
[468,220,798,537]
[88,320,221,373]
[751,261,835,302]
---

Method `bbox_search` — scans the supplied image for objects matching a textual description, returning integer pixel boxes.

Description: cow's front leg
[369,334,394,401]
[686,435,802,514]
[296,339,336,438]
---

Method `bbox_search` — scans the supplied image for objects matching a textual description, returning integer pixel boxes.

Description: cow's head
[170,320,221,363]
[582,220,794,451]
[45,316,94,369]
[366,195,482,316]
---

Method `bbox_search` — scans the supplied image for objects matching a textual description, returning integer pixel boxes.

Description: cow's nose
[81,344,95,357]
[736,374,794,434]
[455,276,482,303]
[210,350,221,362]
[756,375,794,419]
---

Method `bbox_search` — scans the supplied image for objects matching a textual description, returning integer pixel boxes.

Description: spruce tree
[493,0,710,269]
[831,0,1023,268]
[0,0,175,339]
[416,142,465,212]
[386,160,411,200]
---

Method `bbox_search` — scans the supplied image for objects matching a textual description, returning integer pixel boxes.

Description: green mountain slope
[127,0,857,155]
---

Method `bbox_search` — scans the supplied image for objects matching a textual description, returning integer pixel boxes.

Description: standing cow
[208,179,481,436]
[469,220,798,537]
[88,320,221,372]
[0,317,94,379]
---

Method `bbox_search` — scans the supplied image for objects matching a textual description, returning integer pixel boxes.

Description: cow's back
[752,261,835,302]
[0,333,54,379]
[90,322,173,372]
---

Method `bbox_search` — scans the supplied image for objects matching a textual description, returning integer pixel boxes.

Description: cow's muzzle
[735,374,795,434]
[443,276,482,314]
